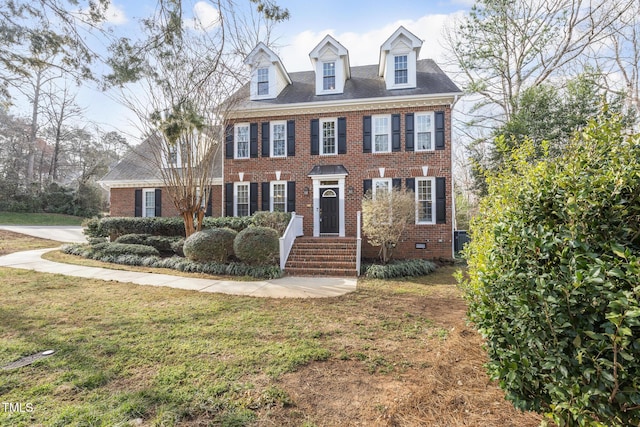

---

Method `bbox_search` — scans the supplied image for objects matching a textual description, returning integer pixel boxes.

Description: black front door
[320,187,339,234]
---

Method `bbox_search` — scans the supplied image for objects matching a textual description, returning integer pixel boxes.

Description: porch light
[303,186,310,196]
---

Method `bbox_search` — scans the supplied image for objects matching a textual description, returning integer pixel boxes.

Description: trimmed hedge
[84,216,259,240]
[90,242,160,257]
[183,228,237,263]
[361,259,437,279]
[233,226,279,266]
[251,211,291,235]
[61,244,282,279]
[114,233,181,254]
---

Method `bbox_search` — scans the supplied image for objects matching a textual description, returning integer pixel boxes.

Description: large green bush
[251,211,291,235]
[115,233,181,254]
[460,114,640,426]
[233,226,279,266]
[183,228,237,263]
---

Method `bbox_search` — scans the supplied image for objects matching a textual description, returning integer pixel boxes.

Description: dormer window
[379,26,423,90]
[309,35,350,96]
[257,68,269,95]
[394,55,408,85]
[323,62,336,91]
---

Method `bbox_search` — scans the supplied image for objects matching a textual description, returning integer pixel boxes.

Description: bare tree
[110,0,287,237]
[361,188,415,264]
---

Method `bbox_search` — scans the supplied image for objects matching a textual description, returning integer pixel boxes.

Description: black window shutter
[436,177,446,224]
[310,119,319,155]
[287,181,296,212]
[134,189,142,217]
[392,113,401,152]
[363,179,372,195]
[405,178,415,193]
[250,182,259,214]
[261,122,270,157]
[338,117,347,154]
[435,111,445,150]
[287,120,295,157]
[392,178,401,190]
[155,189,162,217]
[225,125,233,159]
[205,189,213,216]
[405,113,414,151]
[363,116,372,153]
[225,183,233,217]
[250,123,258,158]
[261,182,270,211]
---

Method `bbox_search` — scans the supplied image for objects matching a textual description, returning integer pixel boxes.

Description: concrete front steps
[285,237,358,277]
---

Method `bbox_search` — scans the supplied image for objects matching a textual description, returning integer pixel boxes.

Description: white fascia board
[228,91,464,119]
[98,178,223,190]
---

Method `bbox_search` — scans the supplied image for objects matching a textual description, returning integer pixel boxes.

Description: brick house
[224,26,461,271]
[100,25,461,275]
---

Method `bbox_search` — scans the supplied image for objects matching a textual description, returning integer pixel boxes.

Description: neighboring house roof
[228,59,461,115]
[99,134,223,189]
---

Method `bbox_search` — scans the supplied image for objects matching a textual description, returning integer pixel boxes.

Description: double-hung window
[320,118,337,155]
[372,178,391,198]
[373,115,390,153]
[257,67,269,96]
[323,62,336,91]
[416,177,435,224]
[271,182,287,212]
[271,121,286,157]
[394,55,408,85]
[415,112,434,151]
[235,124,249,159]
[143,189,156,217]
[235,183,250,216]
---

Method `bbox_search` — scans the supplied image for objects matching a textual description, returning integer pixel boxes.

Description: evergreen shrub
[183,228,237,263]
[233,226,279,266]
[460,114,640,426]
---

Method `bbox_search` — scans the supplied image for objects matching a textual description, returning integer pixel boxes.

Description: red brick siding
[109,185,222,219]
[224,106,454,260]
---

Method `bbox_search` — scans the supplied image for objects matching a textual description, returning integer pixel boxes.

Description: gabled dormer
[309,35,351,95]
[244,42,291,100]
[378,26,422,90]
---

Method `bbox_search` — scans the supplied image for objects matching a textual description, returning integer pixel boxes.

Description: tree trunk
[182,211,196,237]
[26,70,42,185]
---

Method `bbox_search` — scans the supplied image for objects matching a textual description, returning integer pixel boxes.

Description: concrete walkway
[0,226,357,298]
[0,225,87,243]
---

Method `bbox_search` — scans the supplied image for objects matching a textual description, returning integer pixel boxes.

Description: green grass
[0,233,464,426]
[0,212,85,226]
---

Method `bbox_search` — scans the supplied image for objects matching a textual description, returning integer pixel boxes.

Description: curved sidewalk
[0,248,357,298]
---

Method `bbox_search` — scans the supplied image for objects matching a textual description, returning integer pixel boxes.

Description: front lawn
[0,234,544,426]
[0,212,85,226]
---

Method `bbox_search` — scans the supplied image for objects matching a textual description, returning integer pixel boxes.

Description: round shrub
[233,226,279,266]
[183,228,237,263]
[461,115,640,426]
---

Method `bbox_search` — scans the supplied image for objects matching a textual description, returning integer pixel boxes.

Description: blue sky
[15,0,473,141]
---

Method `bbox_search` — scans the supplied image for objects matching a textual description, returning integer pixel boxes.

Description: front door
[320,188,339,234]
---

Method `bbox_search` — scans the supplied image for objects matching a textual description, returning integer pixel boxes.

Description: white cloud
[277,13,465,72]
[185,1,221,32]
[103,3,127,25]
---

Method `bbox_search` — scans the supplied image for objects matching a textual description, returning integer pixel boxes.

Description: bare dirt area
[258,271,544,427]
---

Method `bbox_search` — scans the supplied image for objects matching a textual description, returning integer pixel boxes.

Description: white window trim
[142,188,156,218]
[270,181,287,212]
[270,121,287,158]
[372,178,392,199]
[372,114,391,153]
[415,111,435,152]
[415,177,436,225]
[257,67,269,96]
[320,118,338,156]
[385,50,417,90]
[234,123,250,159]
[234,182,250,217]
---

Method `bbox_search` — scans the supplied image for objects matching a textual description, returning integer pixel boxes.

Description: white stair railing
[279,212,304,270]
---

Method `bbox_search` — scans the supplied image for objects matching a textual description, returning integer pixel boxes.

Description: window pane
[236,185,249,216]
[394,55,408,84]
[272,124,286,156]
[145,191,155,217]
[323,62,336,90]
[257,68,269,95]
[417,180,433,223]
[236,126,249,158]
[373,116,389,152]
[322,121,336,154]
[272,183,286,212]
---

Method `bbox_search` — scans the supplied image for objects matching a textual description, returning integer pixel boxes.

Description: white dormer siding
[245,42,291,100]
[379,26,423,90]
[309,35,351,96]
